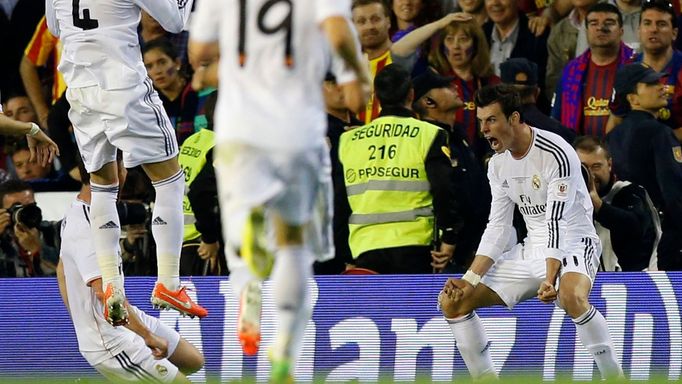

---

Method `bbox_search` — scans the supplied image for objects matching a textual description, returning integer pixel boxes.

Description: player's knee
[180,352,204,375]
[439,294,471,319]
[558,288,589,318]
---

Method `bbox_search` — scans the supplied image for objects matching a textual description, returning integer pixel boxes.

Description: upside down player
[57,160,204,383]
[46,0,207,325]
[439,84,623,380]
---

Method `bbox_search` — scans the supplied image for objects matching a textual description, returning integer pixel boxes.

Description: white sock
[573,306,623,379]
[152,170,184,290]
[270,246,312,365]
[446,312,497,379]
[90,182,124,292]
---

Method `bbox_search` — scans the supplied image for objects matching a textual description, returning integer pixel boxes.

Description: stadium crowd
[0,0,681,278]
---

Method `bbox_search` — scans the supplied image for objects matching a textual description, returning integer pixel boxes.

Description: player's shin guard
[270,246,312,372]
[90,182,123,291]
[152,170,184,290]
[573,306,623,379]
[446,312,497,379]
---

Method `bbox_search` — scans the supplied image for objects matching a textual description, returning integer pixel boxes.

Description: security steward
[607,64,682,271]
[338,64,464,274]
[177,92,223,275]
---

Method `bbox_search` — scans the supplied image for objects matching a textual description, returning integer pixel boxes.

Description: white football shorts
[482,237,601,308]
[66,77,178,173]
[215,141,324,249]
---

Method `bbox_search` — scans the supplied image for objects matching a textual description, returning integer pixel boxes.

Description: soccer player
[189,0,368,381]
[45,0,207,325]
[57,164,204,383]
[439,84,623,380]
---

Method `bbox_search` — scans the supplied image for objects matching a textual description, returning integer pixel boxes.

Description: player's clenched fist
[537,280,557,303]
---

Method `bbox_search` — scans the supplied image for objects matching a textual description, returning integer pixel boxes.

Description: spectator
[8,138,79,192]
[143,38,213,145]
[552,3,634,138]
[2,0,44,97]
[20,15,65,129]
[545,0,600,97]
[607,63,682,270]
[412,69,490,271]
[389,0,443,42]
[458,0,489,25]
[393,14,496,157]
[608,0,682,141]
[352,0,394,124]
[575,136,660,271]
[2,93,37,123]
[500,58,576,144]
[481,0,550,86]
[0,179,59,277]
[338,64,464,274]
[615,0,643,51]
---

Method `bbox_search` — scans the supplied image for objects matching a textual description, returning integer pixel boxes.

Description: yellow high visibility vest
[178,128,215,242]
[338,115,441,257]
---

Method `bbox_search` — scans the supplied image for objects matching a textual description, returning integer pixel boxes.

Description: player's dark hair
[474,84,522,119]
[374,64,412,107]
[142,37,179,60]
[573,135,612,160]
[586,3,623,28]
[351,0,391,18]
[0,179,32,206]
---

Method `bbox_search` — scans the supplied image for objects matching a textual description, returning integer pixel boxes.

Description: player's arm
[188,0,221,89]
[45,0,60,37]
[135,0,195,33]
[457,161,516,287]
[320,16,369,114]
[56,260,70,310]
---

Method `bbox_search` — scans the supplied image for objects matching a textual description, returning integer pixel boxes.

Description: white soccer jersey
[45,0,193,90]
[477,127,598,262]
[190,0,352,151]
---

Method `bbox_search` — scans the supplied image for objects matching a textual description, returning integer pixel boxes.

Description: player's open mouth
[487,137,499,149]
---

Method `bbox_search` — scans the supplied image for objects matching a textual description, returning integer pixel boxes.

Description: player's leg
[66,86,127,326]
[141,157,207,318]
[440,247,545,380]
[439,282,504,379]
[560,270,623,379]
[93,339,186,383]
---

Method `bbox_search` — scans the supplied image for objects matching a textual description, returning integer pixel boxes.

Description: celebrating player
[439,84,623,380]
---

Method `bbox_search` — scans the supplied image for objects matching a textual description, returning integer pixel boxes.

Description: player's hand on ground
[537,280,557,303]
[27,129,59,167]
[144,333,169,359]
[431,242,455,273]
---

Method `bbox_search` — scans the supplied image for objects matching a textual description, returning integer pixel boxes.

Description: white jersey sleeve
[189,0,220,43]
[134,0,194,33]
[476,155,517,262]
[329,19,360,86]
[45,0,60,36]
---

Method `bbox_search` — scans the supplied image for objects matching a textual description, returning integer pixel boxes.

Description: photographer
[0,179,59,277]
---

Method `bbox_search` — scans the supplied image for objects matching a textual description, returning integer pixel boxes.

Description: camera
[7,203,43,229]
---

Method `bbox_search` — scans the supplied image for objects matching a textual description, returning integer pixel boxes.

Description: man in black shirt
[607,63,682,270]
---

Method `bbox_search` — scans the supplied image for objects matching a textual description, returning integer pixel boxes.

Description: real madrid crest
[532,175,541,190]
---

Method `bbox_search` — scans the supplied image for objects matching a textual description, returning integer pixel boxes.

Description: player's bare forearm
[0,115,36,136]
[545,258,561,285]
[56,261,70,310]
[322,16,368,85]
